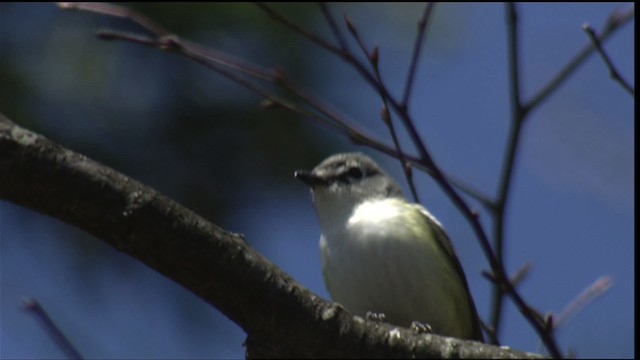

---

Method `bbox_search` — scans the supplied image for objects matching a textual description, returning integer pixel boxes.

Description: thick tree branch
[0,113,542,358]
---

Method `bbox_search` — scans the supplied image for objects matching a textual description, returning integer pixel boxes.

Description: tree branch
[0,113,542,358]
[582,23,634,96]
[524,5,634,112]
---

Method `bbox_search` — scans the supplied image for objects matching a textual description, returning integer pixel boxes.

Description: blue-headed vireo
[295,152,484,341]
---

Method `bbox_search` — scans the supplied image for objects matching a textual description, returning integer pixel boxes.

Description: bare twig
[402,3,435,108]
[343,16,420,202]
[488,7,634,356]
[488,4,564,357]
[57,2,169,36]
[343,15,372,63]
[315,2,436,200]
[535,276,614,354]
[22,298,84,360]
[381,96,420,203]
[255,3,342,55]
[95,30,381,155]
[583,23,634,96]
[554,276,614,328]
[490,2,524,344]
[510,261,532,287]
[257,4,435,170]
[525,6,634,112]
[89,5,403,172]
[318,3,348,51]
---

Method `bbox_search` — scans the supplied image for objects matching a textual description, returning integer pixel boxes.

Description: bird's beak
[294,170,328,187]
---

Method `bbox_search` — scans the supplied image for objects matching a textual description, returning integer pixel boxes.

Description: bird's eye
[347,166,363,179]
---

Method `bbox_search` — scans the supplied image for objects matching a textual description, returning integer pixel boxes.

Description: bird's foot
[365,311,386,323]
[410,321,433,334]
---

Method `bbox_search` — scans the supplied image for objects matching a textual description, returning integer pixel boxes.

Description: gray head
[295,153,404,204]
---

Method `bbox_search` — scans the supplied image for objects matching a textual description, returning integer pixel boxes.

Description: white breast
[319,198,473,338]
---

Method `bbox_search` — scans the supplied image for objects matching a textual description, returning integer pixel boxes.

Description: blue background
[1,3,634,358]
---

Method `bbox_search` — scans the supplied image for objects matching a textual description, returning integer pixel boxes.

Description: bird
[295,152,483,341]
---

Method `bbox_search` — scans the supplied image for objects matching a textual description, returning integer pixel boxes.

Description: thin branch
[554,276,614,329]
[381,106,420,202]
[256,3,389,102]
[57,2,169,36]
[509,261,532,287]
[95,31,368,150]
[343,17,420,202]
[582,23,634,96]
[535,276,614,354]
[490,2,525,344]
[92,7,429,205]
[255,3,342,55]
[270,70,368,135]
[88,19,495,208]
[488,7,633,356]
[525,6,634,112]
[401,3,435,108]
[489,4,564,358]
[380,87,420,203]
[22,298,84,360]
[343,15,372,62]
[257,4,434,167]
[99,30,274,82]
[318,3,348,51]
